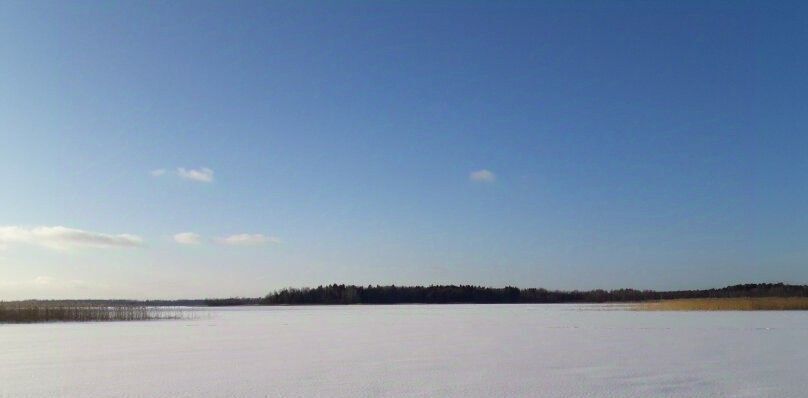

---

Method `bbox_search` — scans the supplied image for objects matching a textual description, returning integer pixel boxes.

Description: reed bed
[0,301,190,323]
[635,297,808,311]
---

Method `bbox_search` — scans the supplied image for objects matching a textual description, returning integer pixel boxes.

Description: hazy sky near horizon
[1,1,807,299]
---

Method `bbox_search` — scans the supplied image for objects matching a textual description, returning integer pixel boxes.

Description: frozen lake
[1,304,806,397]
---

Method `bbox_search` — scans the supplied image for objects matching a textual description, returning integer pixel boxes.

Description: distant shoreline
[204,282,808,307]
[4,285,808,323]
[9,283,805,307]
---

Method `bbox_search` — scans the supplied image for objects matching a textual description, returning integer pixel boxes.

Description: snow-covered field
[1,304,806,397]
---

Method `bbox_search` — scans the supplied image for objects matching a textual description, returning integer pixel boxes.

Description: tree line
[203,283,808,306]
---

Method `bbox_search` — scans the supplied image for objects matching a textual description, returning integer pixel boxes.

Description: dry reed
[635,297,808,311]
[0,301,190,323]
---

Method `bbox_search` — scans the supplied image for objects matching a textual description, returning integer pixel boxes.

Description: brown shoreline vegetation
[0,301,190,323]
[635,297,808,311]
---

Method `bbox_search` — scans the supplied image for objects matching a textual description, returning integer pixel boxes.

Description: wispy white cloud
[177,167,214,183]
[173,232,202,245]
[150,169,166,177]
[0,226,143,250]
[217,233,280,246]
[33,276,55,286]
[469,169,496,183]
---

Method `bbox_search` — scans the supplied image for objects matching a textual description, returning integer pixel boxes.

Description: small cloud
[150,169,166,177]
[177,167,214,183]
[469,169,496,183]
[0,226,143,250]
[173,232,202,245]
[34,276,54,286]
[217,233,280,246]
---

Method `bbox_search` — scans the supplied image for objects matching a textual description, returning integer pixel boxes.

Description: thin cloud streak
[217,233,280,246]
[0,226,143,250]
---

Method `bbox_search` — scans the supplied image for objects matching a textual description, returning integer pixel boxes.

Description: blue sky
[1,1,806,299]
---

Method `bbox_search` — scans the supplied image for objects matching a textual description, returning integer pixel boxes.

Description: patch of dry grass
[635,297,808,311]
[0,301,189,323]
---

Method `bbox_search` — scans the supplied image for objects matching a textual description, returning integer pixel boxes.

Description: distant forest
[204,283,808,306]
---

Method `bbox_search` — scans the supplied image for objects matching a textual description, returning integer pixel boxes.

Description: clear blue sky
[1,1,806,299]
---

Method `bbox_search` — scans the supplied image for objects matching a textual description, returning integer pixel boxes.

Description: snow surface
[1,304,807,397]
